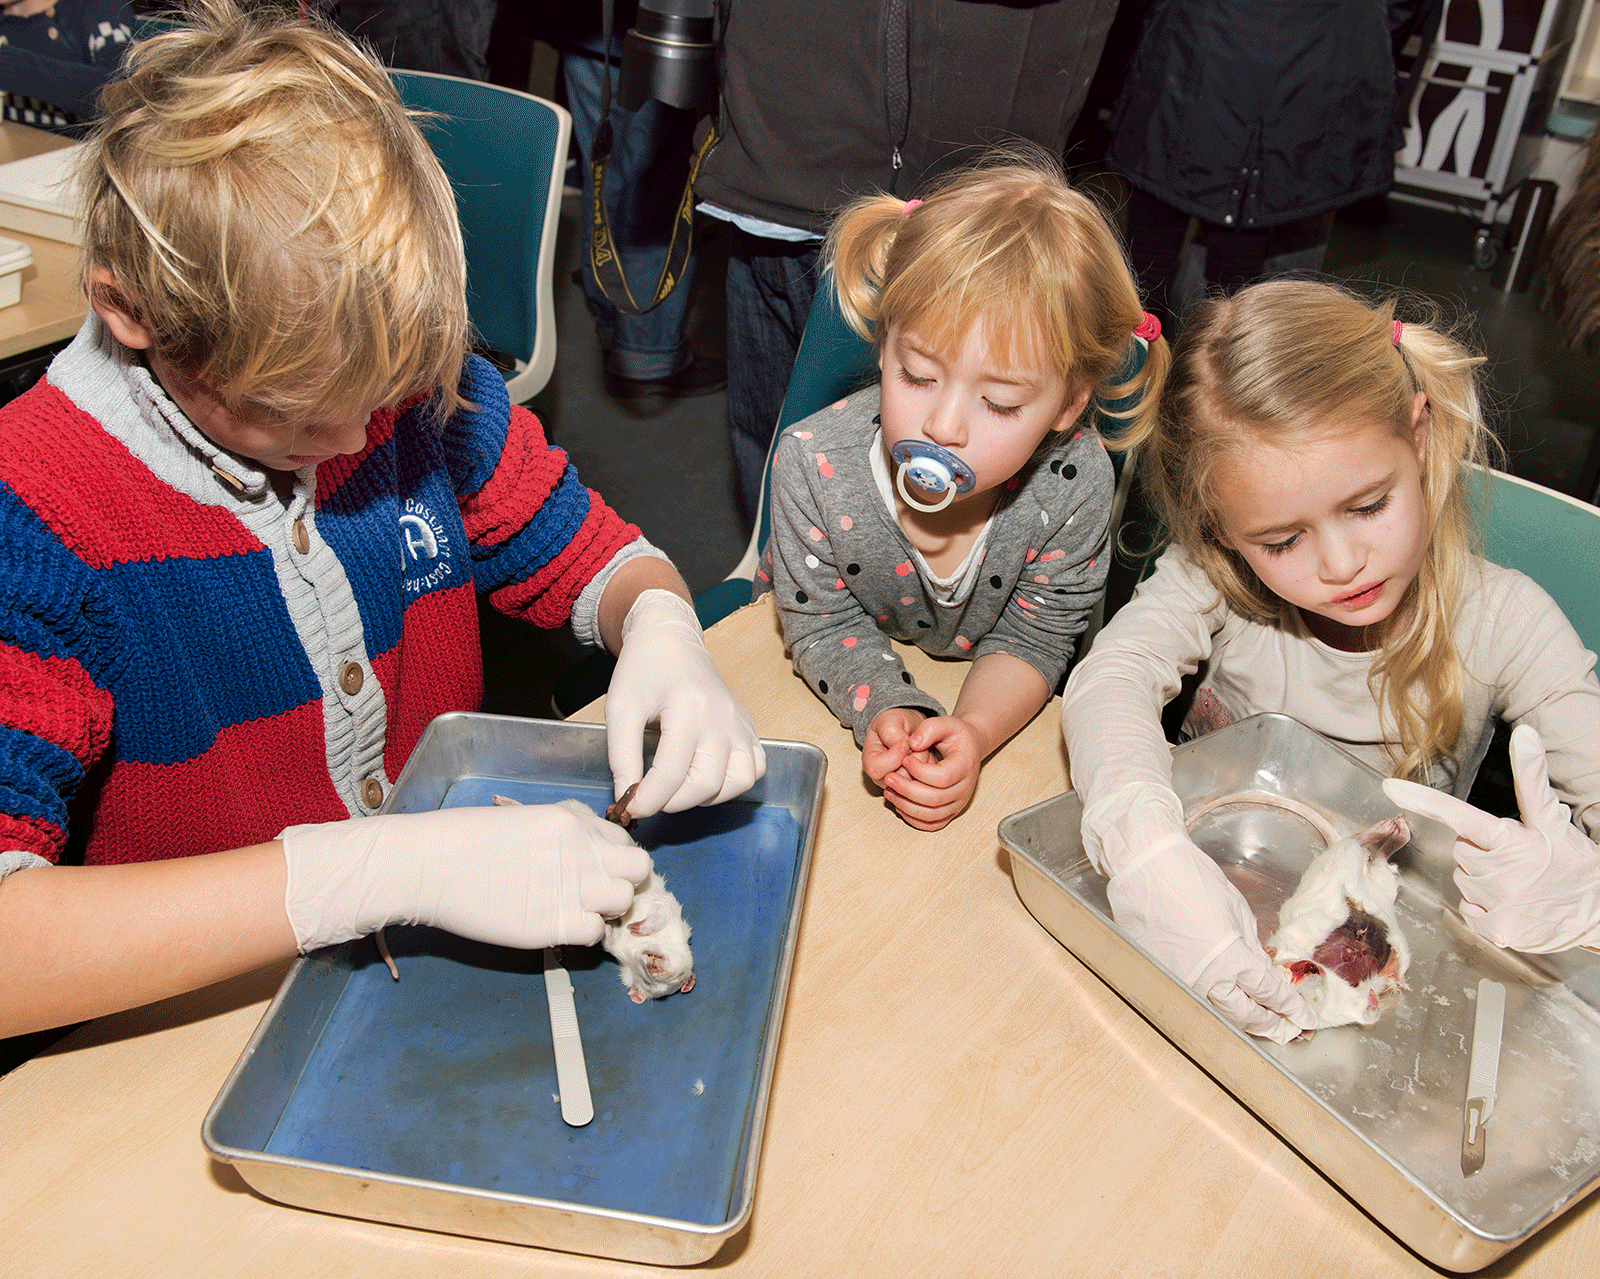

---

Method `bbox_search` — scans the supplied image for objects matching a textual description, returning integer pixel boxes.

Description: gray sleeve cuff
[0,850,51,880]
[850,685,947,747]
[568,535,672,650]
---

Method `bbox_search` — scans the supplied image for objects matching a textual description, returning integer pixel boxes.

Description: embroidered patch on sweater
[400,496,454,594]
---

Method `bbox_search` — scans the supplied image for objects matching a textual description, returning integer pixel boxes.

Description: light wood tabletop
[0,120,85,362]
[2,599,1596,1277]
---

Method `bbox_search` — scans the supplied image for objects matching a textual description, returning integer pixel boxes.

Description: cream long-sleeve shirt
[1062,545,1600,841]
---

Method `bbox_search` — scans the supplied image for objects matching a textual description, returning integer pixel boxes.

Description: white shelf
[1560,0,1600,103]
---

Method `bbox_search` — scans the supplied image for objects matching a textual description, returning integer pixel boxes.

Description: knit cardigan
[0,318,643,865]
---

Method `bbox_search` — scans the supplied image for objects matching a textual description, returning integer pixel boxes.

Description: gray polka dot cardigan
[756,385,1115,745]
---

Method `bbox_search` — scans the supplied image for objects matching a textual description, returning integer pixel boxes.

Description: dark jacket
[695,0,1120,234]
[1107,0,1400,229]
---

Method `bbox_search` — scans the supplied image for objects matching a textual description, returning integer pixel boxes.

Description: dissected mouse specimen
[1265,815,1412,1031]
[604,866,696,1003]
[493,794,696,1002]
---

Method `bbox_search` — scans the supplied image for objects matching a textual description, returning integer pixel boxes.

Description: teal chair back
[135,17,183,38]
[392,70,569,404]
[1474,468,1600,659]
[721,284,880,588]
[551,284,873,716]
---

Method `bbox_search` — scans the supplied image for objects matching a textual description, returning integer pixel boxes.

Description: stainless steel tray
[1000,712,1600,1273]
[203,713,825,1266]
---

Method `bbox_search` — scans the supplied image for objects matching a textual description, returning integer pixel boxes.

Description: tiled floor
[486,177,1600,720]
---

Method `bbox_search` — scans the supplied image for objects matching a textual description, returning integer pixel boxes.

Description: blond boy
[0,1,761,1037]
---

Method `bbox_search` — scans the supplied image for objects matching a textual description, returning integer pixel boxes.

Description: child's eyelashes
[893,366,1024,418]
[1256,494,1393,556]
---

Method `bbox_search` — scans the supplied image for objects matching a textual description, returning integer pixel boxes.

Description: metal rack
[1395,0,1587,265]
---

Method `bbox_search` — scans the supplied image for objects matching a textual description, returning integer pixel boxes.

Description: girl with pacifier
[1061,278,1600,1042]
[757,151,1168,831]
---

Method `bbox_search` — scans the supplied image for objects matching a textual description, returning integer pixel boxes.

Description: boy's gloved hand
[280,803,651,952]
[1383,725,1600,953]
[1084,782,1314,1043]
[605,589,766,816]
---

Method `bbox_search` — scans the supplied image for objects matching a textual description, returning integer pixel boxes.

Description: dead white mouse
[1265,815,1412,1032]
[495,794,696,1003]
[606,867,696,1003]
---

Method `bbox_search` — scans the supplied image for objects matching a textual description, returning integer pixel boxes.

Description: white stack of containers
[0,234,32,309]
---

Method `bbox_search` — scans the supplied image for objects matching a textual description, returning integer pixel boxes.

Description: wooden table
[2,601,1596,1277]
[0,121,86,362]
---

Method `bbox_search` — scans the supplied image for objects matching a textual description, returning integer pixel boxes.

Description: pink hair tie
[901,198,922,220]
[1392,319,1404,346]
[1134,311,1161,342]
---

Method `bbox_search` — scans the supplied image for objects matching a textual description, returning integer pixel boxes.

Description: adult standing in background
[556,2,726,400]
[1106,0,1404,336]
[694,0,1121,525]
[324,0,499,80]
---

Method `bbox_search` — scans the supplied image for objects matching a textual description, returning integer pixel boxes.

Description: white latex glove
[1383,725,1600,953]
[280,803,652,952]
[605,588,765,815]
[1084,782,1315,1043]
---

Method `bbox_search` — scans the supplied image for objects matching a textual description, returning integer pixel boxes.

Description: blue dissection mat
[263,779,803,1227]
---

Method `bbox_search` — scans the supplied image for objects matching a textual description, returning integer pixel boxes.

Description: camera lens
[620,0,718,114]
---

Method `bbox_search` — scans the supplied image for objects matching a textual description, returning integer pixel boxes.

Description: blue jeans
[563,39,700,381]
[724,228,821,523]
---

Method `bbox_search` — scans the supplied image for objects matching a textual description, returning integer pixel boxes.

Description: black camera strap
[588,0,717,315]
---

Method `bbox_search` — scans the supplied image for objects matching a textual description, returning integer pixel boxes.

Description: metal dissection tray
[1000,713,1600,1272]
[204,713,825,1266]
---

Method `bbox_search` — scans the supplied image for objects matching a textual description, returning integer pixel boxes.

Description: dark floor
[1322,196,1600,497]
[478,195,742,720]
[489,179,1600,721]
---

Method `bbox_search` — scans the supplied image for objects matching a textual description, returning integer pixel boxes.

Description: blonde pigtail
[823,195,909,343]
[1369,313,1490,781]
[1094,330,1170,454]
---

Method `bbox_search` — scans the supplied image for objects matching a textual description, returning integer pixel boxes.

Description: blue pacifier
[889,439,977,513]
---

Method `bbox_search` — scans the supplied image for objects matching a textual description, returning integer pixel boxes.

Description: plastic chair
[1474,467,1600,658]
[392,70,569,404]
[694,285,882,626]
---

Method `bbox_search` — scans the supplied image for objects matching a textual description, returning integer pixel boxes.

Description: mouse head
[626,956,696,1004]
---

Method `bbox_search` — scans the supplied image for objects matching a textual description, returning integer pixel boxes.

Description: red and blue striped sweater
[0,319,643,865]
